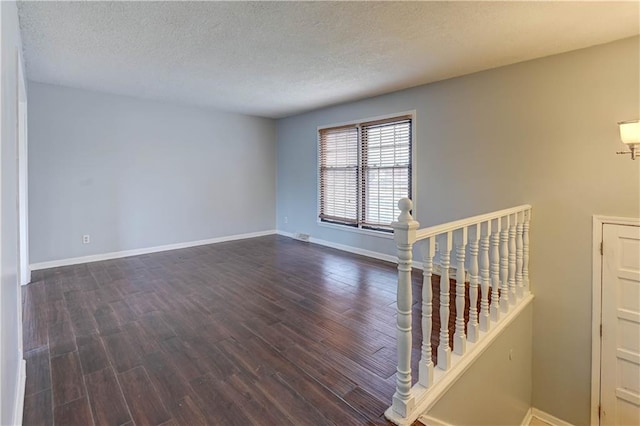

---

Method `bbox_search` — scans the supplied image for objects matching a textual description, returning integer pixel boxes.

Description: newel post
[391,198,419,417]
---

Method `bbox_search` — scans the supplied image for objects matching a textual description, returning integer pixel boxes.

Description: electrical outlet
[284,216,288,224]
[82,235,90,244]
[434,242,440,252]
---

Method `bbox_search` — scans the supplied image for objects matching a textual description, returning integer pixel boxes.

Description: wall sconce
[617,119,640,160]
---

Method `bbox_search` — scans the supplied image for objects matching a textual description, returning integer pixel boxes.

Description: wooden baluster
[479,221,491,331]
[500,216,510,314]
[390,198,417,417]
[490,218,501,321]
[419,237,435,388]
[523,210,531,293]
[516,212,524,299]
[437,232,452,370]
[467,224,480,342]
[508,214,517,305]
[454,228,467,355]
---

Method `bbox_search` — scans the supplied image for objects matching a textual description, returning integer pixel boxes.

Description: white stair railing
[385,198,533,425]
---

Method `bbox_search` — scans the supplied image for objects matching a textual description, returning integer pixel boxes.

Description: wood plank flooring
[22,235,464,425]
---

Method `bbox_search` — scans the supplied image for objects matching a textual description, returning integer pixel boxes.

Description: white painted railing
[385,198,533,425]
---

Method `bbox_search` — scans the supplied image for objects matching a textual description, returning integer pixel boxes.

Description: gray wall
[428,302,533,425]
[0,2,25,424]
[276,37,640,424]
[28,82,276,264]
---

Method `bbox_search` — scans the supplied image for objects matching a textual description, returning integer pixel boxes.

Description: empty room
[0,1,639,426]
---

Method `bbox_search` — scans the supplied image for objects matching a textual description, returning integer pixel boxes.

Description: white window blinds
[319,125,359,225]
[319,115,412,231]
[361,117,412,229]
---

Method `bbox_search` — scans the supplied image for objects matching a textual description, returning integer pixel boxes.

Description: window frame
[317,110,416,238]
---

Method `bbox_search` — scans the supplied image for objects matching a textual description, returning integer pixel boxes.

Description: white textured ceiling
[17,1,640,118]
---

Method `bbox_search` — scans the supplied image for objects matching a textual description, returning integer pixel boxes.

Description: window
[319,114,413,232]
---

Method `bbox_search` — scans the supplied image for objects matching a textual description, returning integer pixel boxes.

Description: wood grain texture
[143,351,190,407]
[119,366,171,426]
[76,334,109,375]
[170,395,207,426]
[102,330,142,373]
[24,347,51,396]
[47,300,77,356]
[23,235,458,425]
[50,351,84,407]
[53,397,94,426]
[23,389,53,426]
[84,367,132,426]
[22,282,49,352]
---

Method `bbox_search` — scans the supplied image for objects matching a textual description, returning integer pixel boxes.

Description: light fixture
[617,119,640,160]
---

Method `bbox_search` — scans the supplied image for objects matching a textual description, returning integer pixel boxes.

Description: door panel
[601,224,640,426]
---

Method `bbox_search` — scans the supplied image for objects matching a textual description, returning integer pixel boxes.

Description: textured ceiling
[17,1,640,118]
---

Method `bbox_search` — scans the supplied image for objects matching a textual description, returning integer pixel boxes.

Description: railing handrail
[386,198,533,425]
[415,204,531,241]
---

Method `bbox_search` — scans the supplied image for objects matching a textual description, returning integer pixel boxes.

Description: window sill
[317,221,394,239]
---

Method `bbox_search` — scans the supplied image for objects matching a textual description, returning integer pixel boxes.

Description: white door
[601,223,640,425]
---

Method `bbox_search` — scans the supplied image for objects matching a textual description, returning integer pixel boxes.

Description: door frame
[17,48,28,286]
[591,215,640,425]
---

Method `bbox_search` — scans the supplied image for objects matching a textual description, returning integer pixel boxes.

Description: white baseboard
[276,230,398,264]
[520,407,533,426]
[420,406,533,426]
[275,231,477,278]
[417,414,454,426]
[531,408,575,426]
[419,407,558,426]
[12,359,26,426]
[30,229,277,270]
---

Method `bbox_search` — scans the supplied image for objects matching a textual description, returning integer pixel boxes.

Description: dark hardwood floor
[22,235,463,425]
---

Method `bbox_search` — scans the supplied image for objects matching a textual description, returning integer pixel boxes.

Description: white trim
[412,112,417,221]
[317,110,418,132]
[317,221,394,239]
[590,215,640,426]
[419,407,532,426]
[419,407,573,426]
[417,414,454,426]
[12,359,26,426]
[531,408,576,426]
[416,205,531,241]
[385,293,534,425]
[591,216,603,426]
[316,110,418,236]
[30,230,277,270]
[276,231,466,274]
[17,48,29,286]
[277,230,397,264]
[520,407,533,426]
